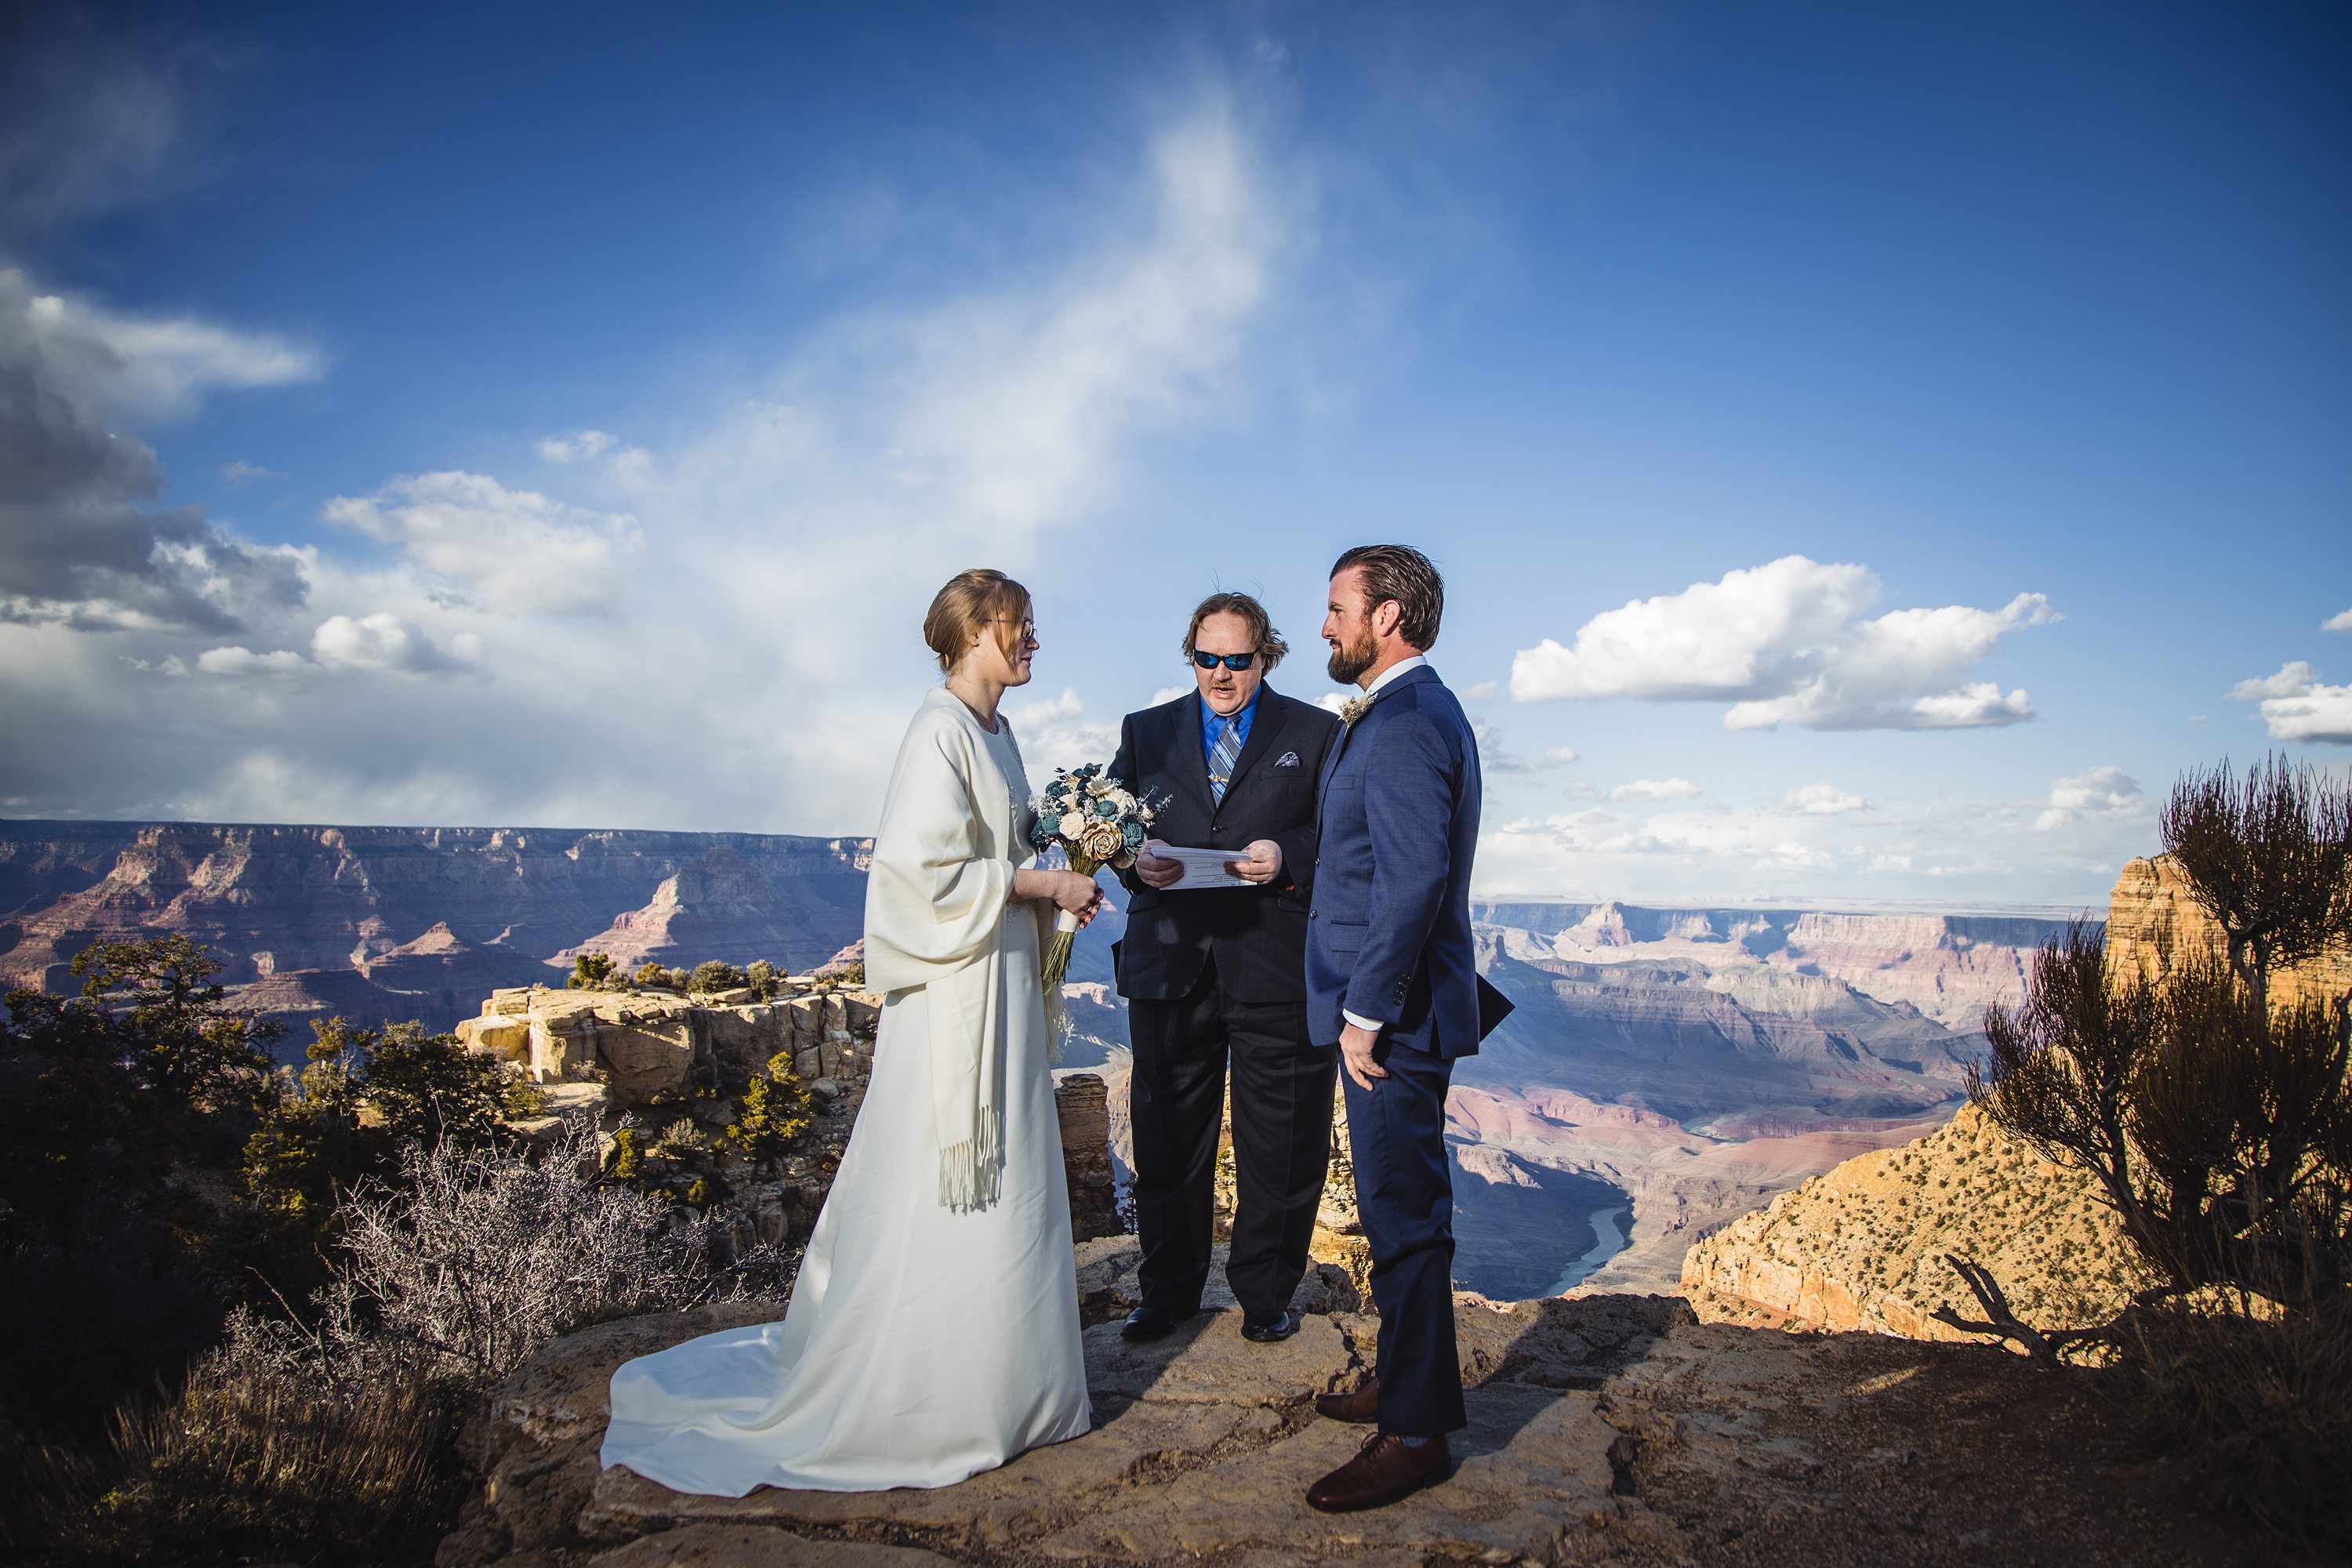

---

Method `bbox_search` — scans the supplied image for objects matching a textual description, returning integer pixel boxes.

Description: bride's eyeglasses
[1191,651,1258,670]
[987,618,1040,644]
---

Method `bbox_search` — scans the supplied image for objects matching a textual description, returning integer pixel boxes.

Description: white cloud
[1462,679,1498,699]
[1610,777,1699,802]
[2035,765,2142,830]
[194,645,308,677]
[321,471,642,615]
[217,460,283,487]
[1002,687,1120,781]
[1544,746,1580,764]
[2230,662,2352,745]
[1,97,1302,838]
[1789,781,1864,815]
[1149,684,1193,707]
[2324,608,2352,634]
[1509,555,2058,731]
[311,612,474,676]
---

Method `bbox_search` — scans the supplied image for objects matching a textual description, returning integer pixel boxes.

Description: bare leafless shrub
[9,1116,753,1566]
[305,1115,725,1385]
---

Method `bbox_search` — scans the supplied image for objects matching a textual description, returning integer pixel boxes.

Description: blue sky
[2,1,2347,907]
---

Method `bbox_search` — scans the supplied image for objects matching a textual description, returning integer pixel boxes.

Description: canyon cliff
[0,821,869,1033]
[1679,853,2336,1338]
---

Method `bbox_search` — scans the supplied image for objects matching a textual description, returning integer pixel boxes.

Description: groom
[1301,544,1484,1513]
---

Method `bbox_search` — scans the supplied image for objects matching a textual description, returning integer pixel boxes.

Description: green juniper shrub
[726,1049,813,1170]
[568,951,619,990]
[688,960,748,995]
[745,959,779,999]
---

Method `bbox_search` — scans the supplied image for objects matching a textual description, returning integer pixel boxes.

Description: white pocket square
[1275,751,1301,767]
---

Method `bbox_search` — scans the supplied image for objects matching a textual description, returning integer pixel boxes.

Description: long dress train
[599,691,1090,1496]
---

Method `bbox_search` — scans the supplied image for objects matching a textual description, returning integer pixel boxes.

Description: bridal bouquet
[1028,763,1162,988]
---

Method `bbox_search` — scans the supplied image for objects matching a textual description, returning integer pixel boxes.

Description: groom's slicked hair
[1331,544,1443,650]
[1181,591,1287,671]
[924,568,1033,672]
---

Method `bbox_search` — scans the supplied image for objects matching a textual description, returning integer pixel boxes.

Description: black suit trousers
[1127,956,1338,1318]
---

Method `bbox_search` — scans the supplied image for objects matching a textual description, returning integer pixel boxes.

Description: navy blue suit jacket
[1305,665,1483,1058]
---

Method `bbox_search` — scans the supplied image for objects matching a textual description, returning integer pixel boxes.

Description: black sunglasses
[1191,650,1258,671]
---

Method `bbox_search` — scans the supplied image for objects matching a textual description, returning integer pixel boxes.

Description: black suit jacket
[1109,686,1341,1005]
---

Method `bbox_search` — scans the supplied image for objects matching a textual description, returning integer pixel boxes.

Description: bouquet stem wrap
[1041,851,1102,989]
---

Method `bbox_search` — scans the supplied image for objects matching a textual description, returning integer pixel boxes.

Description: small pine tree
[726,1049,812,1169]
[746,960,777,1000]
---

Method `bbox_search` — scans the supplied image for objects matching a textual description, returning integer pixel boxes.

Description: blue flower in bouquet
[1122,820,1145,852]
[1094,797,1120,819]
[1029,817,1058,851]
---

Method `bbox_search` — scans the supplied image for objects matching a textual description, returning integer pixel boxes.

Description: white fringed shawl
[862,688,1062,1212]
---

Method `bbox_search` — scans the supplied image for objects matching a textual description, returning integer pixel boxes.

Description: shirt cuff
[1341,1008,1382,1033]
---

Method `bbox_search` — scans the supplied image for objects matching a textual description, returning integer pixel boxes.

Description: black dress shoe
[1120,1305,1194,1341]
[1241,1307,1301,1343]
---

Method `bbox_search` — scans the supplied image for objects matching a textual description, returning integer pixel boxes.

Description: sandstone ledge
[434,1254,2265,1568]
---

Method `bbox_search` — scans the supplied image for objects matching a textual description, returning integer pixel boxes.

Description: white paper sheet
[1140,840,1254,891]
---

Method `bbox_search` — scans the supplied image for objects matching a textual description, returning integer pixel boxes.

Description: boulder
[1053,1075,1120,1242]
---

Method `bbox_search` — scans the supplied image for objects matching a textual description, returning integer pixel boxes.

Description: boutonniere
[1338,695,1372,728]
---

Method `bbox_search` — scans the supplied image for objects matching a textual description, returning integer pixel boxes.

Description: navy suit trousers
[1341,1038,1465,1436]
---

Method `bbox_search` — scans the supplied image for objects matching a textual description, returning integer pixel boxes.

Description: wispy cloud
[1509,555,2058,731]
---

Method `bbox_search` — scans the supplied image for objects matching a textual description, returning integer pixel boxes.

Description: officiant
[1109,593,1343,1345]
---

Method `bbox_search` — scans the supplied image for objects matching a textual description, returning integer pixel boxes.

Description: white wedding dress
[600,690,1091,1496]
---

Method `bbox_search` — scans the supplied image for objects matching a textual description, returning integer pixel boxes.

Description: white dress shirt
[1341,655,1432,1036]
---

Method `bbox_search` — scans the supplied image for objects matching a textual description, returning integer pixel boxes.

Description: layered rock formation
[1678,852,2352,1341]
[0,821,869,1033]
[462,985,1120,1247]
[2106,852,2352,1007]
[1474,899,2073,1029]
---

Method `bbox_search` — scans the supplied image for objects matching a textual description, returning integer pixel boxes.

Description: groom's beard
[1327,627,1377,685]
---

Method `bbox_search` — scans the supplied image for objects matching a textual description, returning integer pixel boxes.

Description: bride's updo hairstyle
[924,568,1033,673]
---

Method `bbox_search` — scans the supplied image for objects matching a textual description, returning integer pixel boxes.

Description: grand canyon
[0,818,2077,1298]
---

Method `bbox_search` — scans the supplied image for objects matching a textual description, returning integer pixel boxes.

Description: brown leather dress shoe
[1313,1374,1378,1423]
[1306,1431,1452,1512]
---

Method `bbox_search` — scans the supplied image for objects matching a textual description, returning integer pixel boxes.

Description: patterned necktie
[1208,716,1242,804]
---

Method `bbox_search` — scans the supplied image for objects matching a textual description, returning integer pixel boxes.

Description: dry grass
[13,1349,461,1566]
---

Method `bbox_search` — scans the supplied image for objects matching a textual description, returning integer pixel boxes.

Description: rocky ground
[437,1238,2281,1568]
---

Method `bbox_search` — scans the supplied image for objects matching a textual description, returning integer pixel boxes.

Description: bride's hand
[1014,866,1103,925]
[1047,869,1103,926]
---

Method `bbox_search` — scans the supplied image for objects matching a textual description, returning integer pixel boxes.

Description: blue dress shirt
[1200,689,1258,780]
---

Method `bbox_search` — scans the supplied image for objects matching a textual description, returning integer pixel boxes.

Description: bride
[600,568,1104,1496]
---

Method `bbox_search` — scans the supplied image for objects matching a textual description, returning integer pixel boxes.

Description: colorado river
[1546,1203,1630,1294]
[1446,1145,1631,1299]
